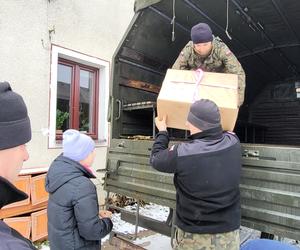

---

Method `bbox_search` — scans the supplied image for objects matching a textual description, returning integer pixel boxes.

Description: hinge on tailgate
[242,149,276,161]
[106,159,120,178]
[243,149,260,158]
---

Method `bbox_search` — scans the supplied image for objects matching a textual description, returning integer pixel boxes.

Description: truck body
[105,0,300,240]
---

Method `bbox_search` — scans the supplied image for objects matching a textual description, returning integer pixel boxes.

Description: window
[49,45,110,148]
[56,59,99,139]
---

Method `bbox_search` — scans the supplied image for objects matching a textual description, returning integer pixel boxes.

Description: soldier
[173,22,246,106]
[150,99,241,250]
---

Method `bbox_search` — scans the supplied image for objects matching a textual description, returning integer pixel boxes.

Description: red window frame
[56,58,99,140]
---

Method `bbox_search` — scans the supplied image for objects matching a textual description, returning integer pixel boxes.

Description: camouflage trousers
[173,227,240,250]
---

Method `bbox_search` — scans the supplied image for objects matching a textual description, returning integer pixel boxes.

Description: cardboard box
[157,69,239,131]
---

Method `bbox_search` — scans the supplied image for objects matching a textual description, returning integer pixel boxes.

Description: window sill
[52,138,108,149]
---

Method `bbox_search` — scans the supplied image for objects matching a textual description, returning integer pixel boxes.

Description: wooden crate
[3,216,31,239]
[31,173,48,206]
[0,202,47,219]
[31,209,48,241]
[0,172,48,219]
[0,172,49,241]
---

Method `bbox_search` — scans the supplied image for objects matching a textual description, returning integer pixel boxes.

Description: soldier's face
[194,42,213,57]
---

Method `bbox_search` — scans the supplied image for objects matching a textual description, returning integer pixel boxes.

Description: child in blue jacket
[46,129,113,250]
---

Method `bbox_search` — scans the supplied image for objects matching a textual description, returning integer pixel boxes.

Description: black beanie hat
[187,99,221,130]
[191,23,213,44]
[0,82,31,150]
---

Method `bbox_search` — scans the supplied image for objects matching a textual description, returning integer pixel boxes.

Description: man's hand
[155,115,167,131]
[99,210,112,219]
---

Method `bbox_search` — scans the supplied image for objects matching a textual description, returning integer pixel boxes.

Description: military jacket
[172,37,246,106]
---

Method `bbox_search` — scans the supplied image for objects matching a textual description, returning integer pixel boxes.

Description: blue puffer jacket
[45,155,113,250]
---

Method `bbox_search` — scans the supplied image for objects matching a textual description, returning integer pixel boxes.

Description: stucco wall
[0,0,135,204]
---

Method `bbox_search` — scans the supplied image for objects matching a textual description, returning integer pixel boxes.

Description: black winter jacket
[0,176,37,250]
[45,155,113,250]
[150,126,241,234]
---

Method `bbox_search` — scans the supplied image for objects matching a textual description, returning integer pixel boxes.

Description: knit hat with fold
[0,82,31,150]
[63,129,95,161]
[187,99,221,130]
[191,23,213,44]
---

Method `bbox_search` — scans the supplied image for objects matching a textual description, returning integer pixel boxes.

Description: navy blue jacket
[45,155,113,250]
[150,126,241,234]
[0,176,37,249]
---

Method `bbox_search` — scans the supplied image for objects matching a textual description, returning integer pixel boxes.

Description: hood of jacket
[45,154,96,193]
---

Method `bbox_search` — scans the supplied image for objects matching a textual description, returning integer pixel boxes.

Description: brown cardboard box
[157,69,239,131]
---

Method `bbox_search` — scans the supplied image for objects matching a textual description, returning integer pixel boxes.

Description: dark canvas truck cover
[105,0,300,240]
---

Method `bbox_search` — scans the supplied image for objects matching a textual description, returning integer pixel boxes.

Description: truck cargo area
[111,0,300,146]
[106,0,300,241]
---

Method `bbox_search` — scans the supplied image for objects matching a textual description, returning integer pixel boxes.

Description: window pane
[56,64,71,132]
[79,69,94,133]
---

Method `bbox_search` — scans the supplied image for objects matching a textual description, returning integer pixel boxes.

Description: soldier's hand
[155,115,167,131]
[99,210,112,219]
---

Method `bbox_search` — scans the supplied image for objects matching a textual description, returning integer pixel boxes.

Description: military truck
[105,0,300,241]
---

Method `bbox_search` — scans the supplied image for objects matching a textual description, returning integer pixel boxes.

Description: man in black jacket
[150,99,241,250]
[0,82,37,249]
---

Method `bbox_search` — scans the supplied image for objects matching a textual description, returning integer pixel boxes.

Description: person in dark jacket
[0,82,37,250]
[46,129,113,250]
[150,99,241,250]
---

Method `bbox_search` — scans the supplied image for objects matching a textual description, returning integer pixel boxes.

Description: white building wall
[0,0,135,204]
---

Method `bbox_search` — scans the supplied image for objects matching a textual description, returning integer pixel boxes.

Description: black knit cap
[187,99,221,130]
[0,82,31,150]
[191,23,213,44]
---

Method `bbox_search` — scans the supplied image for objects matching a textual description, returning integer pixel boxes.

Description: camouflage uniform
[172,37,246,106]
[173,227,240,250]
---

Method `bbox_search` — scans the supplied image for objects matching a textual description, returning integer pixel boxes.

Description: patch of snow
[124,203,169,222]
[102,203,169,243]
[102,212,146,243]
[111,212,146,234]
[134,233,172,250]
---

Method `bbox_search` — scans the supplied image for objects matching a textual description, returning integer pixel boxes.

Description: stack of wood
[0,171,49,242]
